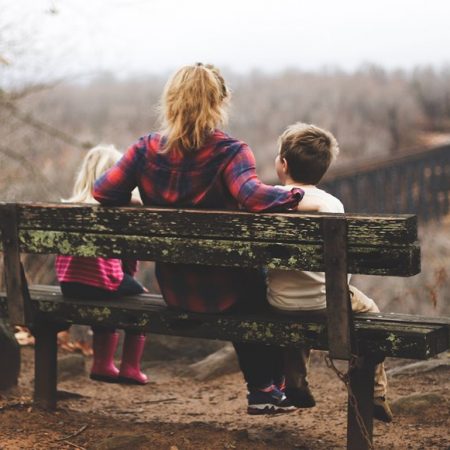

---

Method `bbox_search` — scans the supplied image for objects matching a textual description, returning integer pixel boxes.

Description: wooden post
[34,325,58,410]
[405,165,415,213]
[441,152,449,216]
[1,204,32,326]
[323,217,353,360]
[0,318,20,390]
[347,356,376,450]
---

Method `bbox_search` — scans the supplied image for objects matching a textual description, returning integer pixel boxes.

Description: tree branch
[1,101,91,149]
[0,144,61,197]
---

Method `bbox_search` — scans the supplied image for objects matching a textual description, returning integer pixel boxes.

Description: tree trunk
[186,344,239,380]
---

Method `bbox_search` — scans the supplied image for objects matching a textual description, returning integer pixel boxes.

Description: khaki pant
[283,285,388,398]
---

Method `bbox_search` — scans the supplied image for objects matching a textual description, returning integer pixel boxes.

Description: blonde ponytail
[160,63,229,154]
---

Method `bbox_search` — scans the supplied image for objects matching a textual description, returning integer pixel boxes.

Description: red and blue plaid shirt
[94,130,303,313]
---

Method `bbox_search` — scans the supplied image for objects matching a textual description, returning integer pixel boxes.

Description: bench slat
[15,229,420,276]
[0,287,447,359]
[9,203,418,245]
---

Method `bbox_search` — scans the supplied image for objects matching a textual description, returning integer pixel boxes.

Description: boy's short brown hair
[278,123,339,185]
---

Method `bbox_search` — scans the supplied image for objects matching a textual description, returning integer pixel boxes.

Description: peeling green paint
[386,333,402,352]
[78,306,111,321]
[137,313,150,327]
[238,321,278,341]
[38,301,59,313]
[20,230,100,257]
[288,256,298,266]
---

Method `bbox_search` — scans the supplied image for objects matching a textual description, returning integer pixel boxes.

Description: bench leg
[34,325,58,410]
[347,356,375,450]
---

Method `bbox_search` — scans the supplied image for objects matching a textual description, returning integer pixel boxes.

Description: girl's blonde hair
[160,63,230,154]
[65,144,122,204]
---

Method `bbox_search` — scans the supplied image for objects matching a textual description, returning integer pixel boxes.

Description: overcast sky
[2,0,450,84]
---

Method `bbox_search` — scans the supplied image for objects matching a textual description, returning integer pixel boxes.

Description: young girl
[56,145,148,385]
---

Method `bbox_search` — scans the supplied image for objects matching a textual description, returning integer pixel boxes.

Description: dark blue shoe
[285,386,316,408]
[247,385,297,415]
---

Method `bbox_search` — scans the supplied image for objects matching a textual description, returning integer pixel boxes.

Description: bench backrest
[0,202,420,359]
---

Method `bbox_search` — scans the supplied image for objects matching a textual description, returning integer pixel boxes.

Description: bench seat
[1,285,448,360]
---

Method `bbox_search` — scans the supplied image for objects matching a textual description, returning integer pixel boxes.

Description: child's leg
[90,328,120,382]
[233,342,297,414]
[349,285,388,399]
[60,282,121,383]
[118,332,148,385]
[284,346,310,389]
[114,274,148,384]
[283,346,316,408]
[268,308,325,408]
[117,273,145,296]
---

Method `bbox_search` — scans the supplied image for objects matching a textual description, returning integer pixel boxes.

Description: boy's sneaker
[247,385,297,415]
[284,386,316,408]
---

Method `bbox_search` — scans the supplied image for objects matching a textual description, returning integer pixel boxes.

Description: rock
[183,343,239,380]
[391,393,446,416]
[387,358,450,377]
[57,354,86,381]
[142,334,226,363]
[94,434,149,450]
[0,319,20,390]
[69,324,92,344]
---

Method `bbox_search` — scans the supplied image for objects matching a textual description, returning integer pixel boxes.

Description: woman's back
[131,130,243,209]
[93,64,302,313]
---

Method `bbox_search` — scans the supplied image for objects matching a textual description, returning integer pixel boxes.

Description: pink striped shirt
[55,256,126,291]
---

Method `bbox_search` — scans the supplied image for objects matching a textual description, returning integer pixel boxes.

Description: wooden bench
[0,202,449,450]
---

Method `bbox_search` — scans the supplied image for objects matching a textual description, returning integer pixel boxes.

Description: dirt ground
[0,347,449,450]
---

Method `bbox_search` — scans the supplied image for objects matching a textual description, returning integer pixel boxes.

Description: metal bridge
[320,144,450,222]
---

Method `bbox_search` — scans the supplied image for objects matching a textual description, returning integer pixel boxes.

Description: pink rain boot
[118,333,148,385]
[90,330,120,383]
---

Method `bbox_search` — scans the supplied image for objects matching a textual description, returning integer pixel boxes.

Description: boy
[268,123,393,423]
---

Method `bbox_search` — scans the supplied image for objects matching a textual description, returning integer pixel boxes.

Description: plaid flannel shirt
[94,130,303,313]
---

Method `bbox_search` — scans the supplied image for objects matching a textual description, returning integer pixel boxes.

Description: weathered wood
[356,311,450,328]
[0,318,20,390]
[0,201,444,450]
[4,203,418,245]
[0,287,447,359]
[347,356,375,450]
[1,204,31,325]
[34,324,58,410]
[324,217,353,360]
[13,229,421,276]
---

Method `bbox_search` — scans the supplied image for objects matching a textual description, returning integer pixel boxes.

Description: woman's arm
[94,139,145,205]
[223,144,303,212]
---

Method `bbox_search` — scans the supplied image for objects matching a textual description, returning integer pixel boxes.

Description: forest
[2,65,450,201]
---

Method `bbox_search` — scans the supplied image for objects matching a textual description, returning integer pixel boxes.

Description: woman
[94,63,304,414]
